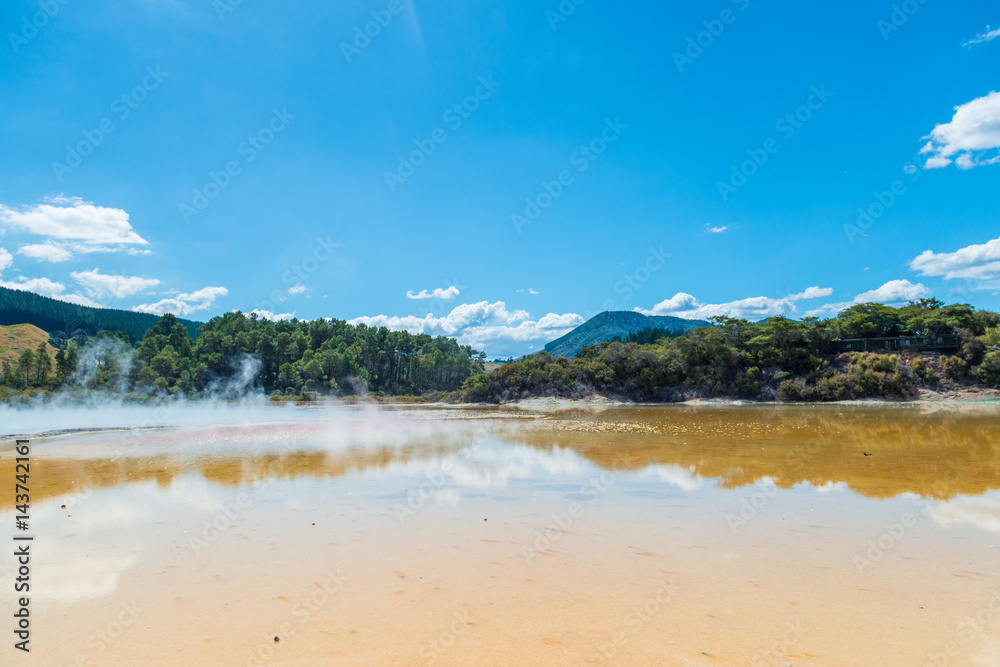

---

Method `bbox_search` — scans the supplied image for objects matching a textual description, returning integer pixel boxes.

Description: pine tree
[35,341,52,385]
[16,349,35,387]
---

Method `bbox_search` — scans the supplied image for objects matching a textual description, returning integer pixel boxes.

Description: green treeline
[610,326,686,346]
[5,299,1000,404]
[0,285,202,342]
[0,311,484,398]
[460,300,1000,403]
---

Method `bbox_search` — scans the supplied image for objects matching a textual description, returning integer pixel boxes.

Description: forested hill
[544,311,712,358]
[465,301,1000,404]
[0,286,202,342]
[0,310,485,398]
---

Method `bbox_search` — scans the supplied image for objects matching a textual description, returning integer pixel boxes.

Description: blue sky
[0,0,998,356]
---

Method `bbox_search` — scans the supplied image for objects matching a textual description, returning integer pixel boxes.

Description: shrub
[940,355,967,380]
[978,351,1000,387]
[778,379,803,401]
[734,366,762,398]
[813,375,851,401]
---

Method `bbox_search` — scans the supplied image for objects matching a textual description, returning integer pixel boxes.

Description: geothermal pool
[1,403,999,665]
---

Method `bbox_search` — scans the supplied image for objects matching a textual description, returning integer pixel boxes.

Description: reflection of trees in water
[0,435,479,510]
[2,407,997,506]
[519,406,1000,500]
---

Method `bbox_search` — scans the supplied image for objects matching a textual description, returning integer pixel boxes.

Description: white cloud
[456,314,585,351]
[247,309,295,322]
[288,285,308,295]
[0,277,103,308]
[927,494,1000,533]
[406,286,461,300]
[0,277,66,298]
[708,226,728,234]
[535,312,584,329]
[854,279,931,303]
[806,279,931,317]
[57,293,105,307]
[638,465,703,492]
[17,242,74,263]
[909,235,1000,280]
[788,286,834,300]
[636,286,833,321]
[71,269,160,300]
[962,25,1000,48]
[920,91,1000,169]
[0,197,149,246]
[517,288,539,295]
[348,300,582,355]
[350,301,528,336]
[0,247,11,274]
[132,286,227,317]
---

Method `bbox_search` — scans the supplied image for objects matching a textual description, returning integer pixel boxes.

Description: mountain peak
[543,311,711,358]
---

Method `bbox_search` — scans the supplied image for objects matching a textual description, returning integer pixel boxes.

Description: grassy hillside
[0,286,202,342]
[544,311,712,358]
[0,324,59,367]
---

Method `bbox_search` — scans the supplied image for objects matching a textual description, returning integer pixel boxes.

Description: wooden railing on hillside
[832,334,960,353]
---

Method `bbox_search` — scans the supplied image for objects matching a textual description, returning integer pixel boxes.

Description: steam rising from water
[73,336,136,394]
[1,338,295,436]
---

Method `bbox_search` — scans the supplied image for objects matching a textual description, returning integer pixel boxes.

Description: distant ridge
[0,286,202,342]
[544,311,711,358]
